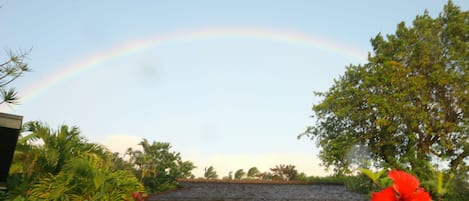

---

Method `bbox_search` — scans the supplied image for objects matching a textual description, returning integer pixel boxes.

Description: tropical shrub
[28,155,144,201]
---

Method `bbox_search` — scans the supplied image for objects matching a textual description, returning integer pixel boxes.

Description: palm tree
[234,169,245,180]
[22,121,106,174]
[204,166,218,179]
[8,121,111,199]
[247,167,260,179]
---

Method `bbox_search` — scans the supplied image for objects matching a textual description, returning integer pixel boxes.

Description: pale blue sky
[1,0,467,176]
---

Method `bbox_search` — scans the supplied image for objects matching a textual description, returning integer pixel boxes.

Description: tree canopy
[301,1,468,179]
[125,139,196,193]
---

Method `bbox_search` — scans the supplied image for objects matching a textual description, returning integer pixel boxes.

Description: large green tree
[301,1,468,180]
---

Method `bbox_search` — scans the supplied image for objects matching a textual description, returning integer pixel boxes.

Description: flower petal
[388,169,420,198]
[409,188,432,201]
[371,187,398,201]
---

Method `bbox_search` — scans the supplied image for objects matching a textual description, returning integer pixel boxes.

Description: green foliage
[306,175,347,185]
[256,171,272,180]
[6,122,143,201]
[234,169,245,180]
[246,167,260,179]
[125,139,195,193]
[270,164,298,181]
[421,170,453,200]
[0,50,30,105]
[0,191,8,201]
[304,174,374,194]
[343,174,375,194]
[301,1,468,186]
[7,121,109,198]
[421,168,469,201]
[8,126,195,197]
[359,168,390,189]
[444,170,469,201]
[221,171,233,180]
[203,166,218,179]
[295,172,308,181]
[22,121,106,175]
[357,167,469,200]
[27,156,143,201]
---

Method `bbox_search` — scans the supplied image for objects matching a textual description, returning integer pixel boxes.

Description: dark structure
[0,113,23,190]
[150,180,368,201]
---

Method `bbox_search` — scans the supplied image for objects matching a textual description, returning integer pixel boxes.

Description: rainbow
[15,27,368,108]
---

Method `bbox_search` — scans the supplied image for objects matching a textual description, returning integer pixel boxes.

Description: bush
[305,174,376,194]
[307,175,347,185]
[343,174,376,194]
[444,175,469,201]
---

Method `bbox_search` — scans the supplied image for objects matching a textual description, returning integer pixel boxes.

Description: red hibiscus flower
[371,170,431,201]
